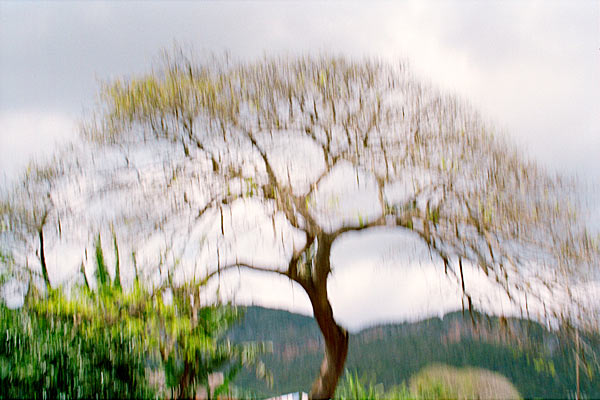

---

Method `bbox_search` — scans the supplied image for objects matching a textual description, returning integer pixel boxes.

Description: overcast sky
[1,1,599,328]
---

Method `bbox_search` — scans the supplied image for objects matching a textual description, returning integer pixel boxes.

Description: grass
[335,364,521,400]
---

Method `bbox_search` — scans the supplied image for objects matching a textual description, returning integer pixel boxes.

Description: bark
[299,234,349,400]
[38,228,51,289]
[37,211,51,290]
[177,360,193,400]
[306,286,349,400]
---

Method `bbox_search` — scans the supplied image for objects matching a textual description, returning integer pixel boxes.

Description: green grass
[334,364,521,400]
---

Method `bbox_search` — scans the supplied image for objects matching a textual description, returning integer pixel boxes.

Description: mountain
[230,306,599,399]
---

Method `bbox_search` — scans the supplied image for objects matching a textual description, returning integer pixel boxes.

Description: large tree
[5,53,598,398]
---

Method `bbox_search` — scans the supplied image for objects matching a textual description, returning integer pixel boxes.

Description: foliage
[409,364,520,400]
[0,297,154,399]
[335,371,411,400]
[0,235,269,399]
[335,371,460,400]
[333,366,519,400]
[83,51,599,318]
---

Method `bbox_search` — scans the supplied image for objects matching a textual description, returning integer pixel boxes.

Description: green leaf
[95,234,109,289]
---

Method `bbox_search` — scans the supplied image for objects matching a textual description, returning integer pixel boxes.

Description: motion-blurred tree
[2,51,599,399]
[0,161,68,290]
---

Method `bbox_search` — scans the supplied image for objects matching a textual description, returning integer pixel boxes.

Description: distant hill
[230,306,599,399]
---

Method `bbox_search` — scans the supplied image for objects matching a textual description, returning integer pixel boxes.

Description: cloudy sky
[1,1,599,329]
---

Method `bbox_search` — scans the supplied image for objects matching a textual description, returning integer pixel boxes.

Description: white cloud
[0,111,77,178]
[205,268,314,318]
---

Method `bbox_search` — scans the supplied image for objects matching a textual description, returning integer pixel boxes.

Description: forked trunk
[306,284,349,400]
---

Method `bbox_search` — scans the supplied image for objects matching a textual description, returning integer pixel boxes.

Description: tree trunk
[38,228,51,289]
[177,360,193,400]
[307,288,349,400]
[302,233,349,400]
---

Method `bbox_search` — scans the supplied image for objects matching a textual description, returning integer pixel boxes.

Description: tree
[0,161,67,290]
[7,52,598,398]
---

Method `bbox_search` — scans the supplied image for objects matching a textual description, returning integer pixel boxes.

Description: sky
[1,1,599,330]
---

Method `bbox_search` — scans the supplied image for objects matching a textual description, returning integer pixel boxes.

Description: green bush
[1,301,154,399]
[0,234,269,399]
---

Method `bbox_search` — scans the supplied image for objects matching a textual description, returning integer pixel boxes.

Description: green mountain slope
[231,306,599,398]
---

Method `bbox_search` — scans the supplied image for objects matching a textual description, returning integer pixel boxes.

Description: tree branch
[199,260,290,286]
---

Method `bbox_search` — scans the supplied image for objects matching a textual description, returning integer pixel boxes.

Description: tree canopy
[1,52,599,398]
